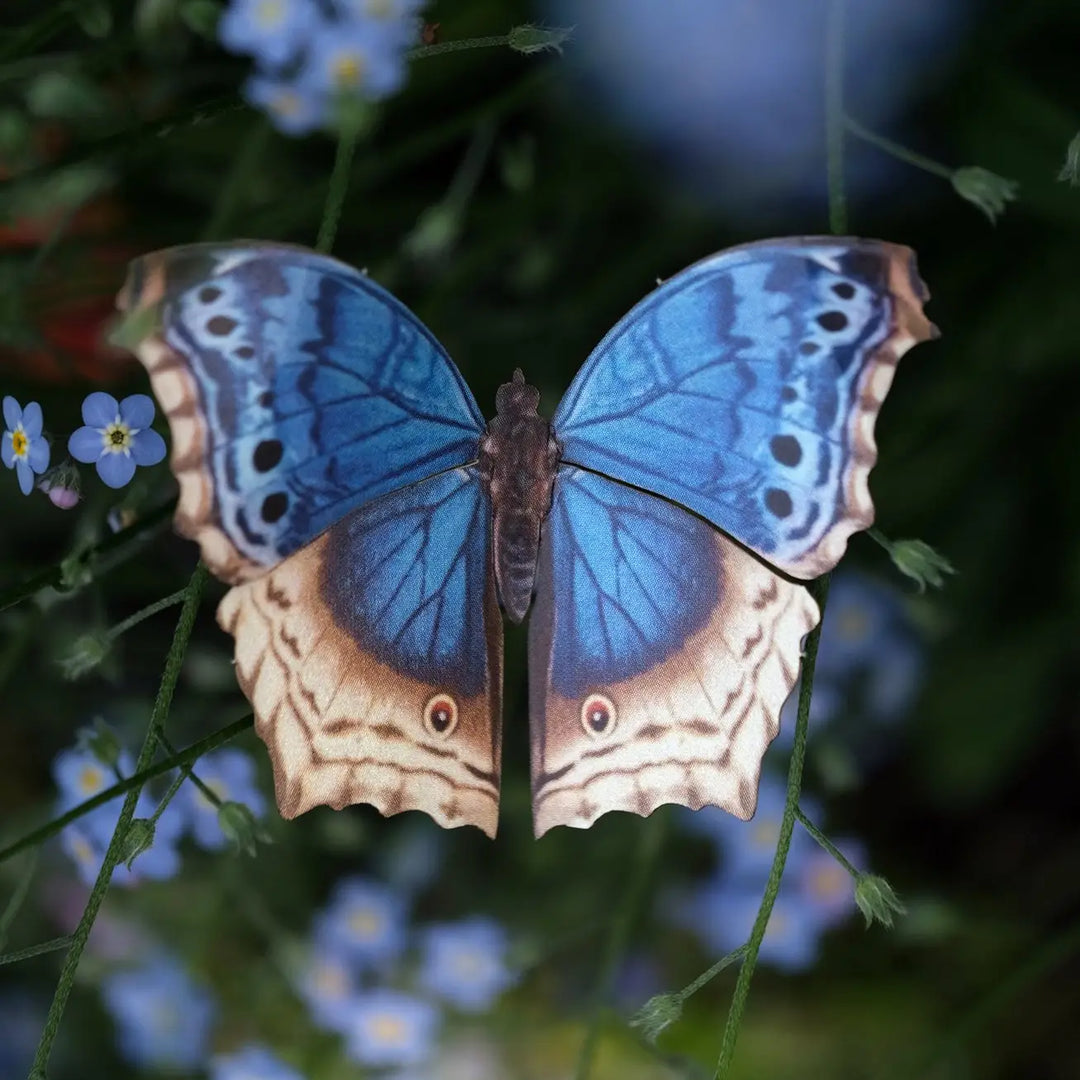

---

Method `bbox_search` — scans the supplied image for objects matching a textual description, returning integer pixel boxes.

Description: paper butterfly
[118,237,934,837]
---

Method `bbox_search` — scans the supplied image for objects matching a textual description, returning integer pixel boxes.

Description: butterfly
[118,237,935,838]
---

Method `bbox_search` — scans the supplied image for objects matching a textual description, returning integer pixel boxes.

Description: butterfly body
[478,369,560,624]
[120,236,935,837]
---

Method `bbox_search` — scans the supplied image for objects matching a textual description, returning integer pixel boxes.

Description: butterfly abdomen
[480,370,560,624]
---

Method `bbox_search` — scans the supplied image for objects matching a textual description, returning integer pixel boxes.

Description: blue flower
[219,0,323,67]
[295,943,360,1033]
[2,396,50,495]
[312,876,408,969]
[68,392,166,488]
[297,18,409,100]
[795,838,864,927]
[419,917,518,1012]
[101,956,217,1069]
[53,745,184,884]
[681,773,821,880]
[244,73,328,135]
[342,990,439,1069]
[182,748,267,850]
[211,1044,305,1080]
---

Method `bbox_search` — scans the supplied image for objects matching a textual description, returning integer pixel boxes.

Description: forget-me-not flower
[68,392,166,488]
[101,955,217,1070]
[295,943,360,1033]
[2,396,50,494]
[342,990,439,1069]
[210,1044,306,1080]
[313,876,408,969]
[219,0,321,67]
[244,74,327,136]
[419,917,518,1012]
[182,748,267,850]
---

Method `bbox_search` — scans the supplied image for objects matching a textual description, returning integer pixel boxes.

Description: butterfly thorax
[479,369,560,624]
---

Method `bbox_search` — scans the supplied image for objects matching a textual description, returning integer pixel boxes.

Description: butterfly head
[494,369,541,417]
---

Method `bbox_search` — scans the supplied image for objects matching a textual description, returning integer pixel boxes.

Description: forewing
[528,467,818,837]
[553,237,936,578]
[217,467,503,836]
[118,242,485,582]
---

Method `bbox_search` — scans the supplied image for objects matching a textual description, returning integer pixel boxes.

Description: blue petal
[2,396,21,430]
[97,453,136,489]
[129,428,166,466]
[1,435,13,469]
[68,426,104,464]
[20,401,43,438]
[119,394,155,429]
[82,391,119,428]
[15,459,32,495]
[28,437,49,473]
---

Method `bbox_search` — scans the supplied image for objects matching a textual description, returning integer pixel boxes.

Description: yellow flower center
[103,421,132,454]
[11,428,27,458]
[71,835,96,866]
[312,961,347,998]
[366,0,394,17]
[808,863,847,900]
[272,91,301,117]
[347,907,383,939]
[333,51,365,88]
[835,605,870,643]
[452,950,485,979]
[256,0,284,27]
[751,819,779,849]
[78,764,105,795]
[765,909,789,939]
[368,1013,407,1045]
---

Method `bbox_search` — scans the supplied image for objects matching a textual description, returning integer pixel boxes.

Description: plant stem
[316,124,360,255]
[157,732,224,809]
[0,715,252,868]
[844,115,954,181]
[0,850,38,951]
[795,805,860,878]
[824,0,848,234]
[29,563,208,1077]
[713,576,831,1078]
[107,587,188,642]
[574,812,666,1080]
[409,34,512,60]
[0,936,72,967]
[676,945,749,1004]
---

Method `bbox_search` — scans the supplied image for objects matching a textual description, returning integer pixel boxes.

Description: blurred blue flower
[297,19,410,99]
[795,838,864,927]
[342,990,439,1069]
[0,991,45,1079]
[2,395,50,495]
[419,917,518,1012]
[182,748,267,850]
[219,0,322,67]
[244,74,327,135]
[377,820,446,893]
[681,773,820,879]
[295,943,359,1033]
[53,744,183,885]
[211,1044,305,1080]
[101,956,216,1070]
[68,392,166,489]
[312,877,408,969]
[549,0,969,219]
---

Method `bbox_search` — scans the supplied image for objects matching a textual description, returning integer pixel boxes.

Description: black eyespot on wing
[769,435,802,467]
[816,311,848,333]
[765,488,793,518]
[261,492,288,523]
[253,439,284,473]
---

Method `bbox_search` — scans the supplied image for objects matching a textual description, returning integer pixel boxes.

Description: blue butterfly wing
[553,238,936,578]
[528,466,818,836]
[218,467,503,835]
[120,243,484,582]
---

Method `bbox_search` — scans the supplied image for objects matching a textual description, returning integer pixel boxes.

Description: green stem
[844,115,954,181]
[574,812,666,1080]
[795,805,860,879]
[0,715,252,867]
[201,119,272,241]
[148,770,187,827]
[824,0,848,234]
[0,850,39,951]
[676,946,749,1005]
[157,732,224,809]
[106,587,188,642]
[316,124,360,255]
[29,563,208,1077]
[714,576,831,1078]
[0,936,72,967]
[0,497,176,613]
[409,34,512,60]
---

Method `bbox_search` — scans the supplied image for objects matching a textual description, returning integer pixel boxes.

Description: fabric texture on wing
[553,237,936,578]
[118,243,484,582]
[217,467,503,836]
[528,467,819,836]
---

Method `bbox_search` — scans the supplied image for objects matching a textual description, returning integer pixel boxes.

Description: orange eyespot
[423,694,459,739]
[580,693,617,738]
